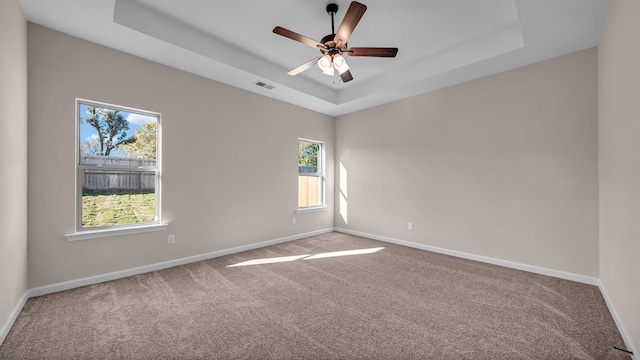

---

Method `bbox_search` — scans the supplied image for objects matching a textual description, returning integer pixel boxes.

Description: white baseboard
[0,292,28,346]
[29,228,334,298]
[598,280,637,359]
[334,227,599,286]
[334,228,640,356]
[2,229,332,345]
[6,227,634,358]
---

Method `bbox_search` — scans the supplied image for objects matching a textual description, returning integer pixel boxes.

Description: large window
[76,99,160,231]
[298,139,324,209]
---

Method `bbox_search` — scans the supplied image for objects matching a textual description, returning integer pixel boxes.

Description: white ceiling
[20,0,610,116]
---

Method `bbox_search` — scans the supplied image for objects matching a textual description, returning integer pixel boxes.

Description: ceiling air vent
[255,81,275,90]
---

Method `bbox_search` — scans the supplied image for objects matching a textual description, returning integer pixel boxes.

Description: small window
[298,139,324,208]
[76,99,160,230]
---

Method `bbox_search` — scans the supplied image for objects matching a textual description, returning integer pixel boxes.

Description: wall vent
[255,81,275,90]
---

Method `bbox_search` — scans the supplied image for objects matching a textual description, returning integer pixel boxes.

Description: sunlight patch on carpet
[304,247,385,260]
[226,247,385,267]
[226,254,310,267]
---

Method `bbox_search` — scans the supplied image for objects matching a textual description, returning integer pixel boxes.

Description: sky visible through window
[79,103,157,158]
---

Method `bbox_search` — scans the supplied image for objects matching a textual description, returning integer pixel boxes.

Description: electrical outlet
[407,222,413,230]
[292,217,296,225]
[168,234,175,245]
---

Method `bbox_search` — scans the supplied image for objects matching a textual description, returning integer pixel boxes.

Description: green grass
[82,190,156,228]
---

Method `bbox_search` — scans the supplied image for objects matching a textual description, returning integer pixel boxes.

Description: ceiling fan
[273,1,398,83]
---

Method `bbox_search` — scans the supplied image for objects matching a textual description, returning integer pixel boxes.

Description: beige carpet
[0,232,631,359]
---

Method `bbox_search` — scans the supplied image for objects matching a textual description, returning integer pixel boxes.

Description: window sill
[66,223,168,241]
[296,206,327,214]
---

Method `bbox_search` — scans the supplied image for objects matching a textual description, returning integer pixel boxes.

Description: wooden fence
[82,158,319,197]
[81,156,156,191]
[299,166,318,174]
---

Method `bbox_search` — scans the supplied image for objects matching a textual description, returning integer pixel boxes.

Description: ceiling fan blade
[273,26,326,50]
[340,69,354,83]
[346,47,398,57]
[287,56,322,76]
[333,1,367,49]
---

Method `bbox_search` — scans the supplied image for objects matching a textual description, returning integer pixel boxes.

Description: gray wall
[0,0,29,339]
[335,48,599,277]
[27,24,334,288]
[598,0,640,352]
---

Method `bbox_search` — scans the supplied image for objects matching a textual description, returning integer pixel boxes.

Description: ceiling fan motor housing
[320,2,340,53]
[320,34,334,45]
[326,3,338,15]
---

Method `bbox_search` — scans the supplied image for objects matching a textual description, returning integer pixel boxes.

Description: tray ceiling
[20,0,610,116]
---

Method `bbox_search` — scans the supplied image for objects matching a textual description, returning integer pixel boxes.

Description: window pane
[79,103,157,162]
[81,169,156,228]
[298,175,322,207]
[76,100,160,231]
[298,139,323,208]
[298,141,319,174]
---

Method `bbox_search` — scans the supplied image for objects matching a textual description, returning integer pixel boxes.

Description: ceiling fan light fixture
[333,54,349,75]
[318,55,334,75]
[333,54,344,67]
[318,55,332,68]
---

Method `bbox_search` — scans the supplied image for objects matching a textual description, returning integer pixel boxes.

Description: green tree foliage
[83,106,136,156]
[298,141,319,166]
[121,122,157,159]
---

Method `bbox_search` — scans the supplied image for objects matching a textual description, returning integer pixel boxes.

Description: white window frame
[67,99,165,241]
[297,138,325,212]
